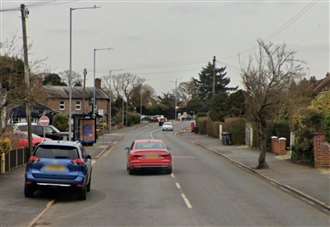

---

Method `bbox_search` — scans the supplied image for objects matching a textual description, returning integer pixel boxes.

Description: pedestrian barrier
[0,148,28,174]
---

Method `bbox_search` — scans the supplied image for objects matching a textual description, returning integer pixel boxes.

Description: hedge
[223,117,246,145]
[196,117,208,135]
[207,119,221,138]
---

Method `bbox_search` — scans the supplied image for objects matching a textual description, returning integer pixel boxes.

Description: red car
[15,131,49,149]
[126,139,172,175]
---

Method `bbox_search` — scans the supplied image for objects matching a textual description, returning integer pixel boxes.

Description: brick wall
[313,133,330,168]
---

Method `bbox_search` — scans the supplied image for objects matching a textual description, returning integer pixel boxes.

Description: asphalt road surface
[33,123,329,227]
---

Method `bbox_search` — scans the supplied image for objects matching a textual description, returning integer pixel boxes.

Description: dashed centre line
[181,193,193,209]
[175,182,181,190]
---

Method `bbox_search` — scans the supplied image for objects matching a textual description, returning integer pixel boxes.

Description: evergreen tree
[193,62,236,102]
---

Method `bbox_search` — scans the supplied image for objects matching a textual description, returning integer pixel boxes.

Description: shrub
[324,114,330,143]
[0,137,12,154]
[196,117,208,134]
[291,108,323,165]
[196,112,207,118]
[223,117,246,145]
[207,119,221,138]
[126,112,140,126]
[53,114,69,131]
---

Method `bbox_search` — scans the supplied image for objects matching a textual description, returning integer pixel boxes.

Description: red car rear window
[135,142,166,150]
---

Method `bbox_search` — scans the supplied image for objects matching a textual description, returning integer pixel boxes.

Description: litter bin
[222,132,232,145]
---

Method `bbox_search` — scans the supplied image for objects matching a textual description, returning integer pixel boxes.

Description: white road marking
[181,193,193,209]
[171,173,175,178]
[27,200,55,227]
[175,182,181,190]
[150,128,160,139]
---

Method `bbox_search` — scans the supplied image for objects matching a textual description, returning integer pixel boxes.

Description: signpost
[38,115,50,138]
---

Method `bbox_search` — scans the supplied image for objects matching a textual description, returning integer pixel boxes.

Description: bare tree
[103,72,145,106]
[59,70,82,87]
[242,40,304,169]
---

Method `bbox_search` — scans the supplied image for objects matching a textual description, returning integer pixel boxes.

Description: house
[314,72,330,93]
[43,78,110,128]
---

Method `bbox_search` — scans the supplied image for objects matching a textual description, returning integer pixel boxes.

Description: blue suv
[24,141,92,200]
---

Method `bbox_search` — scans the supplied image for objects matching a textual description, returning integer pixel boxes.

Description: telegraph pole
[121,97,124,126]
[20,4,32,157]
[174,79,177,121]
[140,84,143,123]
[212,56,216,97]
[108,71,112,132]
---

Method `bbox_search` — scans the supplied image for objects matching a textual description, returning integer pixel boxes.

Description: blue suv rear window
[35,145,79,160]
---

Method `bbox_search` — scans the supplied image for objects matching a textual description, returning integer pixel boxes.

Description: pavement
[178,123,330,208]
[0,123,329,226]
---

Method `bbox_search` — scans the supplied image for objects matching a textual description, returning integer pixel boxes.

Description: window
[75,100,81,111]
[35,145,79,160]
[59,101,65,110]
[135,142,166,150]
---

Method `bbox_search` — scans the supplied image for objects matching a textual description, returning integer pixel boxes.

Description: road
[27,123,330,226]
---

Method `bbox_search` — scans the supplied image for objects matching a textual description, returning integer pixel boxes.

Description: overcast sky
[1,0,329,94]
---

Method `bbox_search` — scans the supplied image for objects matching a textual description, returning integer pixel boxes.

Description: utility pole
[93,48,96,117]
[174,79,177,121]
[108,71,112,133]
[82,68,87,114]
[212,56,216,97]
[20,4,32,156]
[140,84,143,123]
[122,98,124,126]
[126,100,128,126]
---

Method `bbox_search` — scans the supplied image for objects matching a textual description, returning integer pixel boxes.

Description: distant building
[314,72,330,93]
[43,78,110,128]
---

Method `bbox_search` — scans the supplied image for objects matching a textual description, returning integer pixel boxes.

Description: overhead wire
[0,0,81,12]
[224,0,318,59]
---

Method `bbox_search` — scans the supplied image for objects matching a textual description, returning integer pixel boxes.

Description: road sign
[38,115,50,127]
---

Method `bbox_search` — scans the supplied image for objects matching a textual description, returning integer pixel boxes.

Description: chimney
[95,78,101,89]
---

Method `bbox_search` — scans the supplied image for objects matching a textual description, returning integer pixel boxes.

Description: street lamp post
[69,5,99,141]
[92,48,113,117]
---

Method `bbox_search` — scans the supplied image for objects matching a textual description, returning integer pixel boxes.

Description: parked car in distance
[14,131,49,149]
[24,140,92,200]
[14,123,69,140]
[162,121,174,131]
[126,139,172,175]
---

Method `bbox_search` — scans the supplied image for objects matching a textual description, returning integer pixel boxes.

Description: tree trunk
[256,120,269,169]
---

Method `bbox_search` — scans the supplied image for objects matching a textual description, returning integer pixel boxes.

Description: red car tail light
[131,154,143,160]
[72,159,86,166]
[28,155,40,164]
[160,154,172,160]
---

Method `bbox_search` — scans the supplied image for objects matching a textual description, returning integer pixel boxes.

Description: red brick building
[314,72,330,93]
[43,79,110,128]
